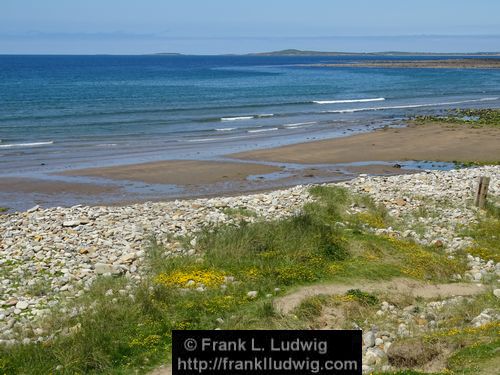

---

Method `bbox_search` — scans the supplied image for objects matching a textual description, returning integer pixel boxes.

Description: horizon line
[1,51,500,56]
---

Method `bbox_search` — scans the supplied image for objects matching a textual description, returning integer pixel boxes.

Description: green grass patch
[294,295,329,321]
[414,108,500,128]
[447,338,500,375]
[454,160,500,168]
[462,199,500,263]
[345,289,379,306]
[221,206,257,218]
[0,207,8,213]
[417,292,500,375]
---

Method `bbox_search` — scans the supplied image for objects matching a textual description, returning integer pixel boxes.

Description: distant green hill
[152,52,183,56]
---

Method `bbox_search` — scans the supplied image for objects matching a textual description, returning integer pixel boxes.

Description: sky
[1,0,500,54]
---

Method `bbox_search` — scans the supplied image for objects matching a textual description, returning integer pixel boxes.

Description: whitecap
[221,116,254,121]
[324,97,500,114]
[313,97,385,104]
[0,141,54,149]
[247,127,279,133]
[282,121,317,128]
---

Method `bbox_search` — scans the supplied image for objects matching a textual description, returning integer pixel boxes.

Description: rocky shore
[1,166,499,353]
[305,58,500,69]
[0,186,309,344]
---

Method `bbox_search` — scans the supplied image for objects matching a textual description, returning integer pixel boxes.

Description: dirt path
[149,365,172,375]
[274,278,485,314]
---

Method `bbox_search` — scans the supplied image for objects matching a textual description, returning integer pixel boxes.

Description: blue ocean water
[1,55,500,173]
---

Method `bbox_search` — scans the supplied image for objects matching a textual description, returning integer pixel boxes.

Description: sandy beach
[61,160,281,185]
[2,121,499,212]
[230,122,500,164]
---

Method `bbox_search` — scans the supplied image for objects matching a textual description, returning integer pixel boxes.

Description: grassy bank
[0,186,497,374]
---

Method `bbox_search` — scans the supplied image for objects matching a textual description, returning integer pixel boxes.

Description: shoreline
[0,161,415,213]
[302,58,500,69]
[1,120,499,212]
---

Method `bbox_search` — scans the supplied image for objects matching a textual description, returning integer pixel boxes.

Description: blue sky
[1,0,500,54]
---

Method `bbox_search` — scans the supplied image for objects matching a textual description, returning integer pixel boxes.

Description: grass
[294,290,500,374]
[25,279,52,298]
[447,337,500,375]
[221,206,257,219]
[345,289,379,306]
[425,295,500,375]
[462,198,500,264]
[0,207,8,213]
[0,186,491,374]
[453,160,500,168]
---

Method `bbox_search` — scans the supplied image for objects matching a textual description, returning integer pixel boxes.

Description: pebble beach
[1,165,499,349]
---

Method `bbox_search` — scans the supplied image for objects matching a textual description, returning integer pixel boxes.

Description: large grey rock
[363,331,376,348]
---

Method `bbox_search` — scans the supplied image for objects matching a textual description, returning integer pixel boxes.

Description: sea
[1,54,500,175]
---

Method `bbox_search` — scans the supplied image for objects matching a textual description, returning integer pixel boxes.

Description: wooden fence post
[474,176,490,209]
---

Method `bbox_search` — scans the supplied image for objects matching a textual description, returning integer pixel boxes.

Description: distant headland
[247,49,500,56]
[150,49,500,57]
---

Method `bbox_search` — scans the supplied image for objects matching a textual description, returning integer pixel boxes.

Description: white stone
[120,253,136,264]
[247,291,258,299]
[62,220,81,227]
[15,301,29,310]
[94,263,113,274]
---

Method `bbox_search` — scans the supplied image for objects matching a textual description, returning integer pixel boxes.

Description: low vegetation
[0,186,497,374]
[414,108,500,128]
[463,197,500,263]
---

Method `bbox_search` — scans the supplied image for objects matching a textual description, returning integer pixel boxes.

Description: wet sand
[61,159,281,185]
[2,123,497,212]
[0,178,120,212]
[0,177,118,195]
[1,159,411,212]
[230,123,500,164]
